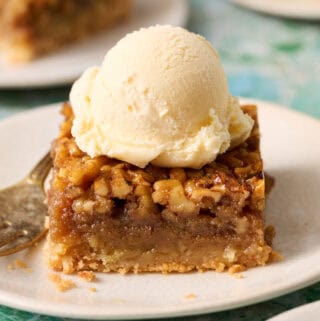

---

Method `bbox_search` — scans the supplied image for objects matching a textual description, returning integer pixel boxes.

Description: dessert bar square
[47,103,272,273]
[0,0,131,62]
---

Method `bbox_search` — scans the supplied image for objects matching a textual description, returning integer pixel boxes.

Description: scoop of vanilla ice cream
[70,25,253,169]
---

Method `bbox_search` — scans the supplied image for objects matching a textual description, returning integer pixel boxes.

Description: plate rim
[267,300,320,321]
[0,98,320,320]
[0,274,320,320]
[232,0,320,20]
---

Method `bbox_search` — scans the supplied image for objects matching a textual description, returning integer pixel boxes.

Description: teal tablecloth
[0,1,319,320]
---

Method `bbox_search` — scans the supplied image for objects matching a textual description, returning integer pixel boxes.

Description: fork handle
[28,152,52,184]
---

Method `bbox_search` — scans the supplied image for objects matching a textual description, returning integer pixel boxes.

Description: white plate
[0,98,320,320]
[0,0,188,88]
[268,301,320,321]
[232,0,320,20]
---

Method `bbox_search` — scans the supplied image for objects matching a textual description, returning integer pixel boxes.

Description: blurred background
[0,0,319,119]
[0,0,319,320]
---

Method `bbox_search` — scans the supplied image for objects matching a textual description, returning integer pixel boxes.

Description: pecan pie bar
[46,102,273,274]
[0,0,131,62]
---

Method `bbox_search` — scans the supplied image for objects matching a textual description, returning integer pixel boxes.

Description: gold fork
[0,152,52,256]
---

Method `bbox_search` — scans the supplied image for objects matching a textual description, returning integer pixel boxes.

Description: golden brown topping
[185,180,223,203]
[93,177,110,197]
[128,169,154,186]
[246,177,265,211]
[128,185,158,219]
[110,166,133,199]
[72,198,95,214]
[68,141,83,157]
[58,157,105,186]
[94,196,114,214]
[72,196,113,215]
[152,180,197,217]
[66,186,84,198]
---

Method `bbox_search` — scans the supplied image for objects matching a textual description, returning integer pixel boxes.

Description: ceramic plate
[0,98,320,320]
[232,0,320,20]
[268,301,320,321]
[0,0,188,88]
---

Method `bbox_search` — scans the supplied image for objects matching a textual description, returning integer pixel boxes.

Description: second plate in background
[0,0,188,89]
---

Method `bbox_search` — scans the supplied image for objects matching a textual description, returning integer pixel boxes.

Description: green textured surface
[0,0,319,320]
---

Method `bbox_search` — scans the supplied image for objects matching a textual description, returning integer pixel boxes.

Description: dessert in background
[47,25,274,274]
[0,0,131,63]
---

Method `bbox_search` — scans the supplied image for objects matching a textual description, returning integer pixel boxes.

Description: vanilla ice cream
[70,25,254,169]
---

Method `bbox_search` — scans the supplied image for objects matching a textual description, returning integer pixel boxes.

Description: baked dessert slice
[47,102,273,274]
[0,0,131,62]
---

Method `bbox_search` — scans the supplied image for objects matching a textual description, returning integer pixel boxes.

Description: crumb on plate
[233,273,244,279]
[14,259,28,269]
[7,264,14,271]
[184,293,196,300]
[8,260,32,272]
[48,273,76,292]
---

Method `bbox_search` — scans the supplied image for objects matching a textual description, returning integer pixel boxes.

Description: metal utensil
[0,153,52,256]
